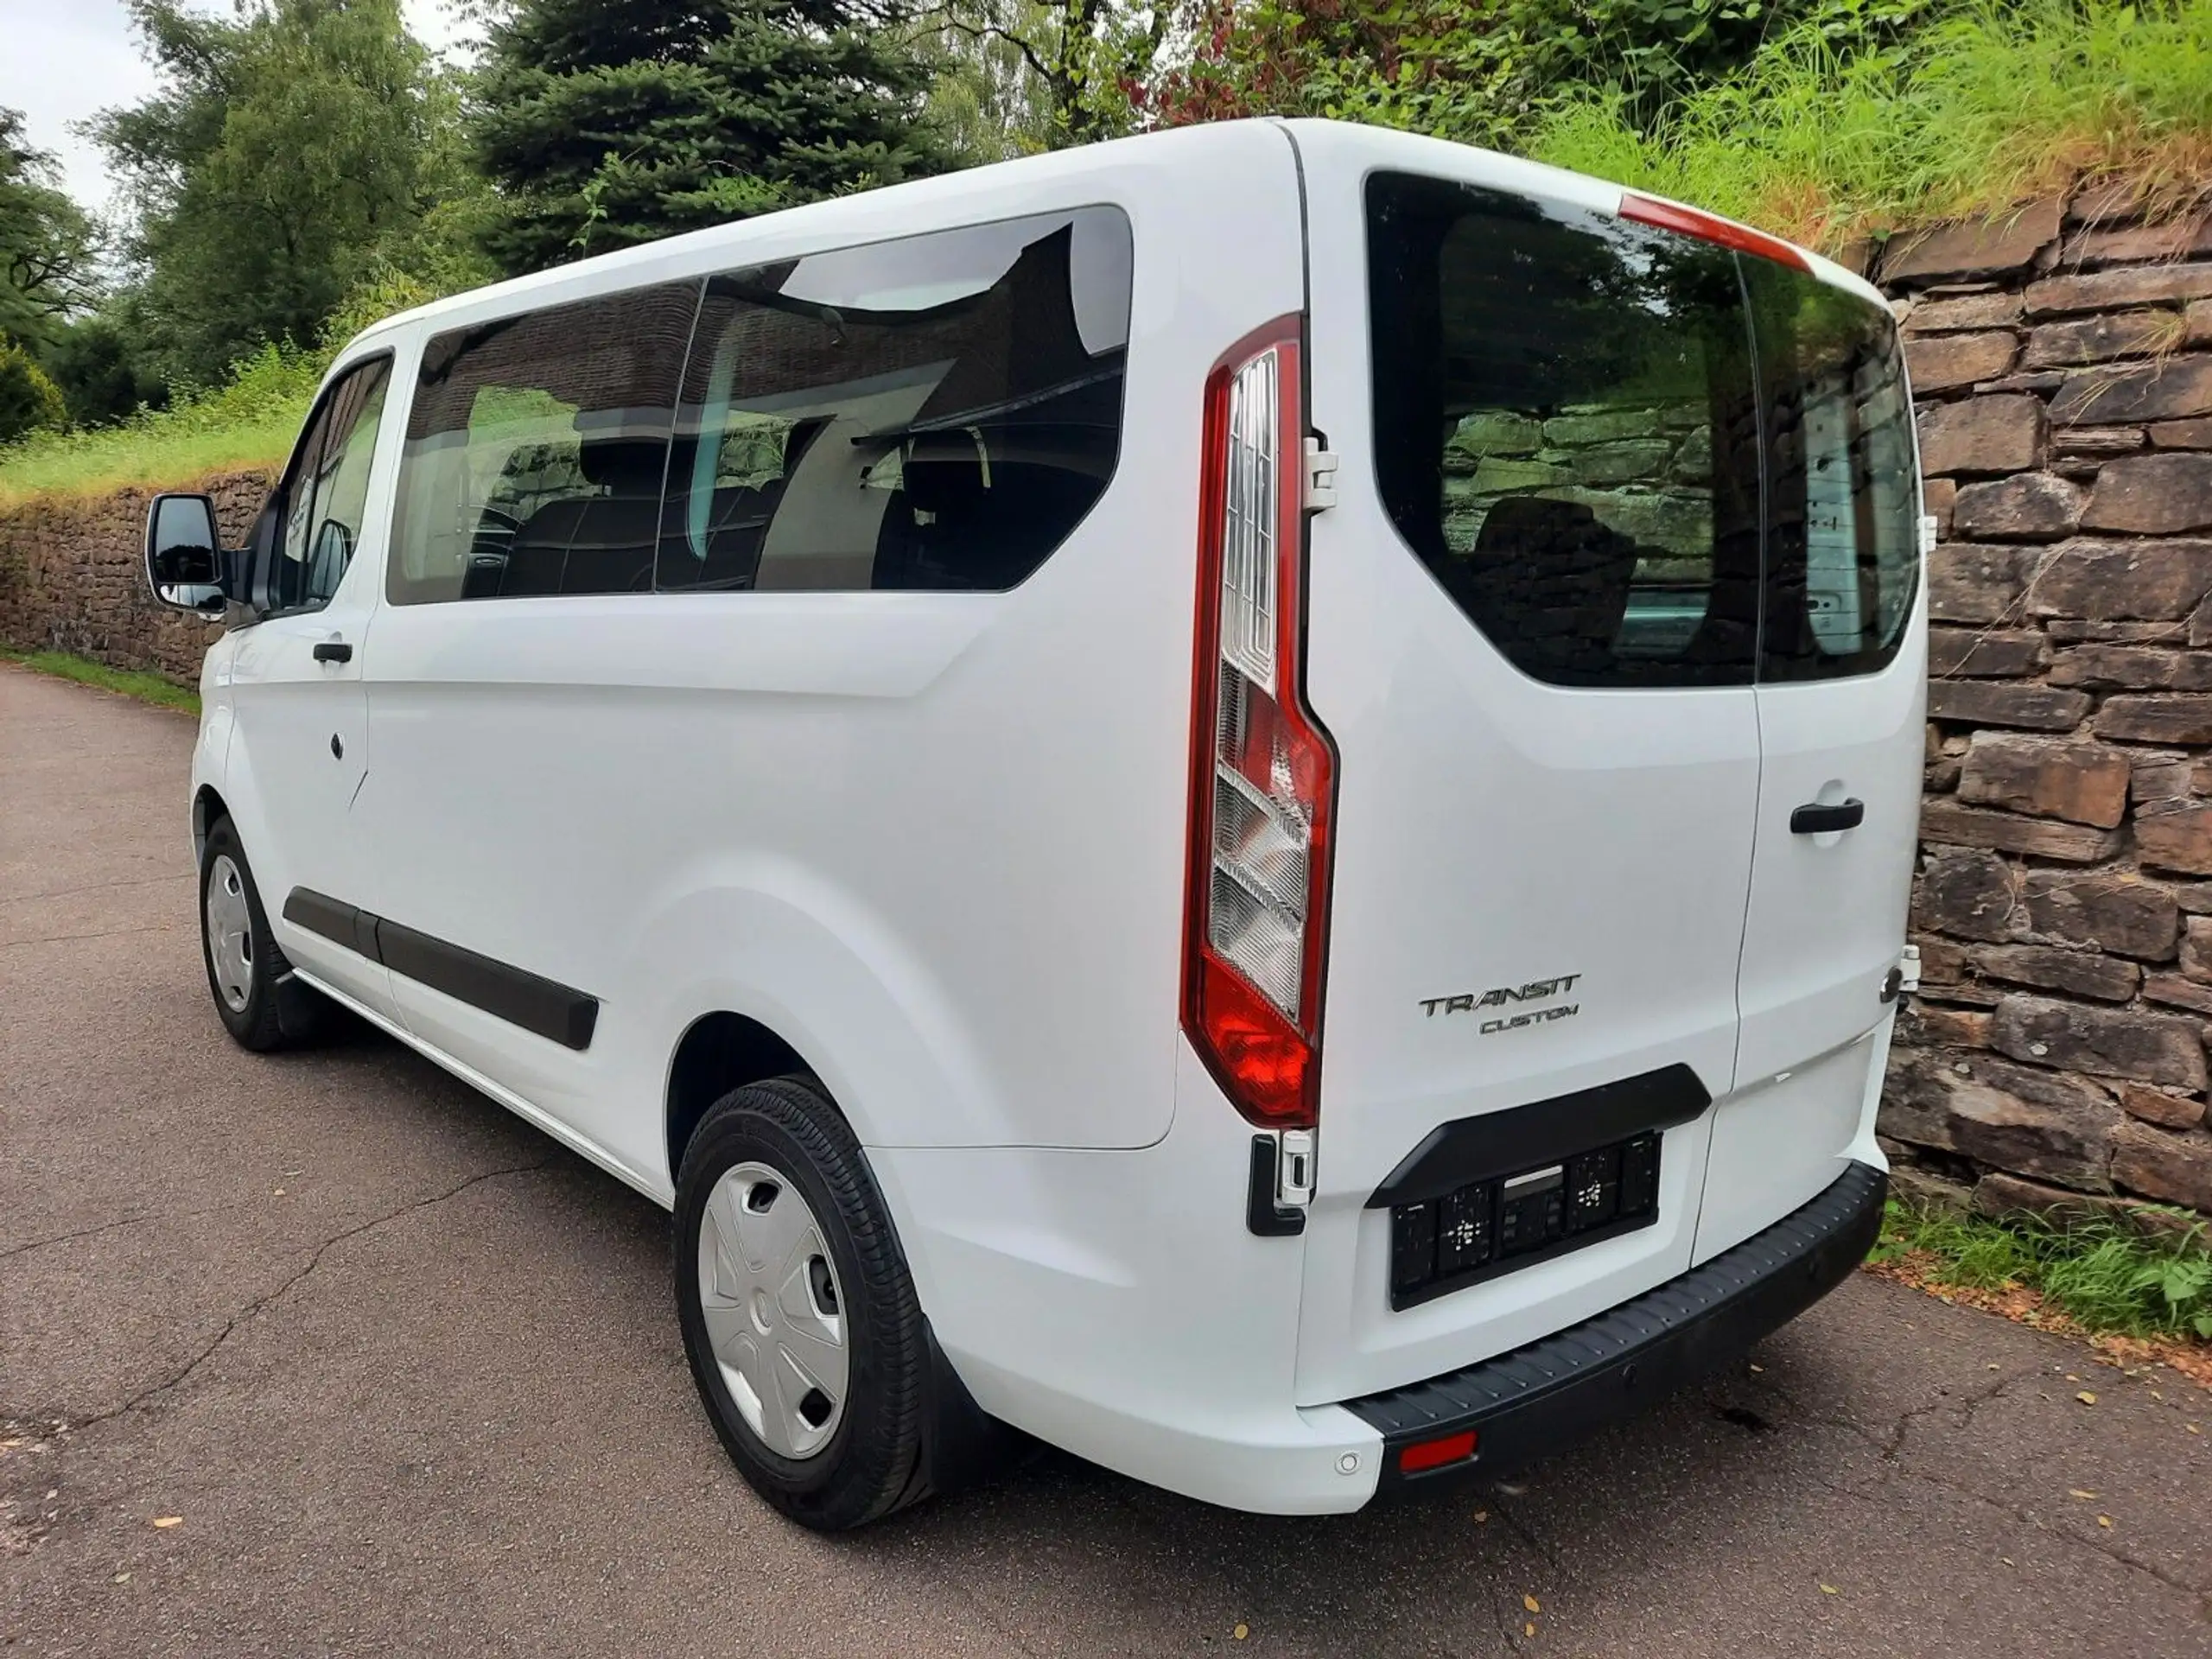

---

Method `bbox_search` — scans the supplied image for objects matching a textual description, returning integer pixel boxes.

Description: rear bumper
[1343,1160,1886,1495]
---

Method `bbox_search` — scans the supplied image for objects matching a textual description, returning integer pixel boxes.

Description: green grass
[1872,1196,2212,1343]
[1532,0,2212,251]
[0,647,200,715]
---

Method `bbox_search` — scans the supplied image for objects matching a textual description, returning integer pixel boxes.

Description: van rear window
[1367,174,1916,689]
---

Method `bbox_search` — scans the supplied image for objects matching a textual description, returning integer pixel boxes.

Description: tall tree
[918,0,1179,153]
[472,0,950,275]
[92,0,480,389]
[0,108,102,353]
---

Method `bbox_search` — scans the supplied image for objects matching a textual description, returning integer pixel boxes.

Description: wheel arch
[664,1010,817,1183]
[192,784,231,863]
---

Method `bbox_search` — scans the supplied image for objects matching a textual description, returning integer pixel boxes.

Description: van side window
[1744,263,1920,681]
[270,357,391,614]
[1370,177,1763,688]
[658,207,1132,593]
[388,283,697,604]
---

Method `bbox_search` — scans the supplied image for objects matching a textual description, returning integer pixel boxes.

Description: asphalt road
[3,660,2209,1657]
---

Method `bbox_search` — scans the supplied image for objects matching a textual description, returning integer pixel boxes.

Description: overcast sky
[0,0,478,217]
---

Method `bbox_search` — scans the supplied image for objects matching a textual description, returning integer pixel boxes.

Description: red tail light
[1182,317,1336,1130]
[1619,191,1811,272]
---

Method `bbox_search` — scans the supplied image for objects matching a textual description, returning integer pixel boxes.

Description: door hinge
[1897,944,1922,995]
[1917,512,1939,556]
[1247,1130,1315,1236]
[1303,438,1339,512]
[1277,1128,1316,1207]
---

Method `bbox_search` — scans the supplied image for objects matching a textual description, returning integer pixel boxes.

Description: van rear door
[1288,129,1765,1403]
[1701,262,1923,1260]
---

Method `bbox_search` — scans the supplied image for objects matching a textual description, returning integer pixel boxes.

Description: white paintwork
[175,118,1916,1516]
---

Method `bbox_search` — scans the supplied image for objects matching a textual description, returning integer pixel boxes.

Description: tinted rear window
[1367,174,1916,689]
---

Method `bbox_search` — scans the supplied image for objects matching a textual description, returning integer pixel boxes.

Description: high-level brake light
[1183,319,1337,1131]
[1619,191,1811,271]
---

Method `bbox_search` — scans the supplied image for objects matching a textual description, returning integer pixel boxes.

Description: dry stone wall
[1878,185,2212,1224]
[0,470,271,684]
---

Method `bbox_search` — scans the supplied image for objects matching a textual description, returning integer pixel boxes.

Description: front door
[226,355,397,1016]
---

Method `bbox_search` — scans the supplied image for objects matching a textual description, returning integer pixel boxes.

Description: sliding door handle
[1790,798,1864,835]
[312,639,353,664]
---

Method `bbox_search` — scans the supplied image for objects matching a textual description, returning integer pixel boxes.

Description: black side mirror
[144,493,227,615]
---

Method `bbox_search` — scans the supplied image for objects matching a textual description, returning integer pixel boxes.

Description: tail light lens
[1184,320,1335,1130]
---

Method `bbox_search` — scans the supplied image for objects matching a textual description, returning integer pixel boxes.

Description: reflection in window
[658,207,1133,594]
[272,357,390,613]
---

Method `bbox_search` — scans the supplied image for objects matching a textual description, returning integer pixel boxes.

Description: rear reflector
[1397,1430,1478,1475]
[1618,192,1811,271]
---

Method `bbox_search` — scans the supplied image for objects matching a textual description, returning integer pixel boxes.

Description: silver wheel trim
[205,854,254,1014]
[697,1161,849,1460]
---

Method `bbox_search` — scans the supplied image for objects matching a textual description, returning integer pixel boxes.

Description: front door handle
[312,639,353,664]
[1790,798,1864,835]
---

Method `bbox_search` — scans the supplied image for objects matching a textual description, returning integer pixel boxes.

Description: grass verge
[1867,1196,2212,1386]
[0,647,200,715]
[1532,0,2212,251]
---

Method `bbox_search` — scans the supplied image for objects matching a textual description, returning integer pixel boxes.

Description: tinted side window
[270,357,391,613]
[1744,262,1920,681]
[389,283,697,604]
[1369,175,1761,687]
[658,207,1132,594]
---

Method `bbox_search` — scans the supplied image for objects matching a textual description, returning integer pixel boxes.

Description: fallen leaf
[1819,1584,1839,1596]
[1523,1594,1541,1613]
[44,1490,56,1500]
[1748,1363,1764,1374]
[2098,1516,2113,1529]
[1986,1363,2000,1370]
[111,1573,130,1584]
[2188,1423,2202,1434]
[1471,1510,1488,1524]
[272,1187,285,1197]
[2076,1391,2097,1406]
[151,1516,181,1529]
[1232,1624,1248,1642]
[1497,1482,1527,1497]
[2069,1490,2097,1500]
[2001,1558,2014,1567]
[1523,1623,1535,1638]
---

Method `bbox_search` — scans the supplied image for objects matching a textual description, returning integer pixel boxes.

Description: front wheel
[675,1076,950,1530]
[198,817,328,1051]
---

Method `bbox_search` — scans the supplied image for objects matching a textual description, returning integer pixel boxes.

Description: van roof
[344,118,1872,359]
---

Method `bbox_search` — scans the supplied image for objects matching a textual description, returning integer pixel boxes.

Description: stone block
[1450,411,1544,456]
[1882,200,2062,285]
[2047,618,2188,643]
[2052,354,2212,425]
[2142,973,2212,1015]
[1924,680,2090,731]
[2024,309,2183,368]
[1970,944,2140,1001]
[1905,330,2019,392]
[1916,849,2018,941]
[2113,1080,2208,1131]
[2191,299,2212,348]
[2021,871,2178,959]
[2137,801,2212,875]
[1917,801,2121,862]
[2080,452,2212,533]
[1879,1047,1964,1151]
[1916,937,1973,983]
[2094,694,2212,745]
[2052,425,2147,455]
[2050,643,2212,690]
[1929,627,2042,677]
[2026,264,2212,316]
[2110,1120,2212,1210]
[1903,291,2026,334]
[1923,476,1957,537]
[1542,409,1652,446]
[2061,215,2212,268]
[1917,394,2046,476]
[1991,995,2209,1089]
[1928,543,2038,624]
[2026,538,2212,620]
[2152,417,2212,449]
[1903,1003,1993,1048]
[1955,734,2129,827]
[2183,915,2212,982]
[1566,439,1672,486]
[2066,178,2149,226]
[1923,1050,2120,1190]
[1951,473,2083,540]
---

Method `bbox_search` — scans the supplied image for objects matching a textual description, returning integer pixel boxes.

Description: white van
[144,118,1923,1529]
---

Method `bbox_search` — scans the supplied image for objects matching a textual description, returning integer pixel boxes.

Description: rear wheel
[198,817,329,1051]
[675,1076,947,1530]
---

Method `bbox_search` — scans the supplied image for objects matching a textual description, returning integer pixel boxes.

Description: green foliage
[1876,1197,2212,1343]
[40,310,170,429]
[1529,0,2212,246]
[0,648,201,714]
[92,0,489,391]
[472,0,951,275]
[0,107,103,353]
[0,341,68,442]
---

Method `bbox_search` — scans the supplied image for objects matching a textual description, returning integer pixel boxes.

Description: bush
[0,342,68,442]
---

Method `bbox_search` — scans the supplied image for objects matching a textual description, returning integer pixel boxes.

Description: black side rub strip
[282,887,600,1051]
[1347,1160,1886,1493]
[1366,1063,1709,1209]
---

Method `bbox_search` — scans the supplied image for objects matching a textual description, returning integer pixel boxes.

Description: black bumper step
[1345,1160,1887,1492]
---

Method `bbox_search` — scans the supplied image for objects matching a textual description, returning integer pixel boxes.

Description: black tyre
[198,817,330,1051]
[676,1076,960,1530]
